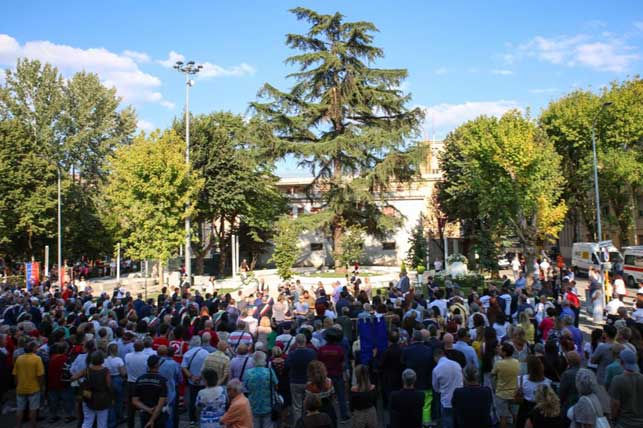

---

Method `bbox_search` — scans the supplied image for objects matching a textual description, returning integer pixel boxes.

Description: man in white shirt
[428,289,448,318]
[432,347,463,428]
[539,258,551,280]
[613,276,627,300]
[240,309,258,336]
[605,297,625,316]
[511,257,521,279]
[181,336,210,425]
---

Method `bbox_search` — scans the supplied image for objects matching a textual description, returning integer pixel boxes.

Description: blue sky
[2,0,642,176]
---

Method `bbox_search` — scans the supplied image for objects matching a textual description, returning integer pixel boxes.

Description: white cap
[637,287,643,295]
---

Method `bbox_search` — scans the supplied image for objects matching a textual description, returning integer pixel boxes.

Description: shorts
[16,393,40,411]
[494,396,516,418]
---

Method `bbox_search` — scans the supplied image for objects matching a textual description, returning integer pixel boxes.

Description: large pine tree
[252,8,425,266]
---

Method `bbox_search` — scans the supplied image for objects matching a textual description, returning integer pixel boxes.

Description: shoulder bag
[269,363,284,421]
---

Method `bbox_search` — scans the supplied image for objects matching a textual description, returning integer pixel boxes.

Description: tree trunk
[195,253,205,276]
[333,220,344,271]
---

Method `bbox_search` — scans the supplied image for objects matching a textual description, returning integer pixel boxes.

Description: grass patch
[301,271,378,279]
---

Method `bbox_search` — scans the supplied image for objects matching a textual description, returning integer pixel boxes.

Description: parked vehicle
[622,246,643,288]
[571,241,622,276]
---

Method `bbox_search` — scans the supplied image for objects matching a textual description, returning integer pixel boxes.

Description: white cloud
[158,50,255,78]
[511,33,639,72]
[635,21,643,32]
[123,50,150,63]
[419,100,520,137]
[157,50,185,68]
[0,34,172,107]
[200,61,255,78]
[433,67,448,75]
[529,88,559,94]
[492,69,514,75]
[137,119,155,131]
[160,100,175,110]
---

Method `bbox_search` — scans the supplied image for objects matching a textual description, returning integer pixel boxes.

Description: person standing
[590,324,617,386]
[124,340,148,428]
[105,343,126,428]
[182,336,210,426]
[47,343,74,423]
[568,369,605,428]
[157,346,182,428]
[349,365,378,428]
[397,271,410,293]
[202,341,230,387]
[432,347,463,428]
[401,330,435,426]
[389,369,425,428]
[220,379,253,428]
[242,352,278,428]
[609,349,643,428]
[13,341,44,428]
[318,328,348,422]
[78,351,113,428]
[286,334,317,424]
[524,384,563,428]
[452,365,492,428]
[492,343,521,428]
[132,355,168,428]
[196,369,227,428]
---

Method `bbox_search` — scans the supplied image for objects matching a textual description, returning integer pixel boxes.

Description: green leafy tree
[406,215,428,269]
[334,223,365,269]
[0,59,135,260]
[173,112,287,274]
[438,111,567,271]
[270,216,301,280]
[105,130,201,285]
[251,8,425,268]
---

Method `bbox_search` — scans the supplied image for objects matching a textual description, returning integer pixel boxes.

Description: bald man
[443,333,466,368]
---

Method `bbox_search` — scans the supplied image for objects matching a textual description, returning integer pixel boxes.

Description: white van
[571,241,622,275]
[623,246,643,288]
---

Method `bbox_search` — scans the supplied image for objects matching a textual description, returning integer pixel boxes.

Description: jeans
[108,376,124,428]
[441,405,454,428]
[140,411,168,428]
[187,384,203,423]
[290,383,307,425]
[82,402,108,428]
[49,388,74,417]
[253,413,274,428]
[331,375,348,419]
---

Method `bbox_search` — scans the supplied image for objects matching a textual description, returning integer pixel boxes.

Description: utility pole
[173,60,202,286]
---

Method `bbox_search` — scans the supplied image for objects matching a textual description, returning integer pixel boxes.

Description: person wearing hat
[608,349,643,428]
[132,355,168,428]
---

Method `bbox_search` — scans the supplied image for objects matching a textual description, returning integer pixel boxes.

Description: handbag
[513,375,524,404]
[584,395,610,428]
[269,363,284,421]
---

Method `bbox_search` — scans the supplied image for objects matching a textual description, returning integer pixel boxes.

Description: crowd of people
[1,265,643,428]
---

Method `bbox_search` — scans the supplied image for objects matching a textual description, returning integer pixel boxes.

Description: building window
[297,207,305,215]
[310,243,323,251]
[382,242,396,250]
[310,207,321,213]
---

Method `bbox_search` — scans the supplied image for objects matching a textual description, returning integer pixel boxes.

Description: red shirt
[152,336,170,350]
[48,353,67,390]
[539,317,555,341]
[317,344,345,377]
[169,340,188,363]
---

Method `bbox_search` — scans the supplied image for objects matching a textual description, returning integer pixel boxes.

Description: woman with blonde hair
[349,365,377,428]
[519,310,536,344]
[305,361,337,427]
[256,316,272,349]
[525,384,563,428]
[510,326,531,375]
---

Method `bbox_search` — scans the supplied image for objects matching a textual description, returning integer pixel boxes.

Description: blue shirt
[124,351,149,382]
[181,347,210,385]
[159,356,183,404]
[453,341,478,369]
[243,367,278,415]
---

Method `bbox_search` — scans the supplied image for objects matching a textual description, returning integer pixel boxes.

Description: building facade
[273,140,461,267]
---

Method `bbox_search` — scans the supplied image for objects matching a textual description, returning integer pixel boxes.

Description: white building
[273,140,461,267]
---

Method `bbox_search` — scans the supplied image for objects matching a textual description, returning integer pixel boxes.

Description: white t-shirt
[614,278,626,296]
[105,355,125,376]
[605,299,624,316]
[511,259,521,271]
[518,375,551,402]
[480,295,491,310]
[493,322,510,339]
[241,316,258,336]
[429,299,448,318]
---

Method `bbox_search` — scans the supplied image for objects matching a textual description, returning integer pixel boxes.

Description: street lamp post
[173,60,202,286]
[57,166,62,285]
[590,101,612,242]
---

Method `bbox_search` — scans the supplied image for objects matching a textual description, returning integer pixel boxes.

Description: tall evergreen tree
[251,8,425,267]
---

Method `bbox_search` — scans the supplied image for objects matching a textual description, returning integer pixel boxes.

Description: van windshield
[609,252,622,262]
